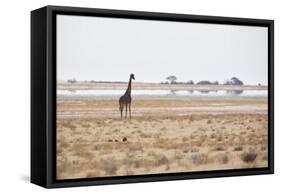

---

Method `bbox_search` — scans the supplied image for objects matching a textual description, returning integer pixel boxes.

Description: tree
[166,75,177,84]
[67,78,77,84]
[230,77,243,85]
[224,77,243,85]
[197,80,212,85]
[223,79,231,85]
[186,80,194,85]
[212,81,219,85]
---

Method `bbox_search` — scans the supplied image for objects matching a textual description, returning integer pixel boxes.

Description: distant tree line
[67,79,127,84]
[66,76,245,86]
[162,75,244,85]
[67,78,77,84]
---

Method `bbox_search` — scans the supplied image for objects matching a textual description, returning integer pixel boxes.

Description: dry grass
[213,145,226,151]
[218,154,229,164]
[99,157,118,175]
[56,94,268,179]
[155,155,170,166]
[233,146,243,151]
[191,153,209,165]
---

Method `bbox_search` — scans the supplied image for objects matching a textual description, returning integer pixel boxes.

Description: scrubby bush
[241,152,257,163]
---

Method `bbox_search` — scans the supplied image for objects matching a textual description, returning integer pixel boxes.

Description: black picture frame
[31,5,274,188]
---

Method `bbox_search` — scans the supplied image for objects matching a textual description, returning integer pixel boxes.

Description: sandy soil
[56,94,268,180]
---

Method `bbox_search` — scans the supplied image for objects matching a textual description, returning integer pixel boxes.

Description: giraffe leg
[120,108,123,120]
[129,103,131,119]
[119,103,123,120]
[125,104,128,119]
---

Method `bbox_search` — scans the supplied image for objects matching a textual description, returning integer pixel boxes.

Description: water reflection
[169,89,177,95]
[58,89,266,97]
[226,90,243,95]
[68,89,77,93]
[199,90,210,94]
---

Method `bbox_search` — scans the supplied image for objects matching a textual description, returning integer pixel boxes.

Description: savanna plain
[56,83,268,179]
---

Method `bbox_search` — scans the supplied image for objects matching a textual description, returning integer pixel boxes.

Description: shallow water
[57,89,267,98]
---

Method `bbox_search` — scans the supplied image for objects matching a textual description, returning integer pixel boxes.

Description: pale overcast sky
[57,15,268,85]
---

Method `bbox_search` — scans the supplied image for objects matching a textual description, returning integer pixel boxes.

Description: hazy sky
[57,15,268,85]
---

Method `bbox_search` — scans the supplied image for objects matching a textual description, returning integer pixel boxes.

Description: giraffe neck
[125,77,132,95]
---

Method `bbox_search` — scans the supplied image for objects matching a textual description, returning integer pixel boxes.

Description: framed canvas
[31,5,274,188]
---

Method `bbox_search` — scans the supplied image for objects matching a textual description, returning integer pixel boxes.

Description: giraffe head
[130,73,135,80]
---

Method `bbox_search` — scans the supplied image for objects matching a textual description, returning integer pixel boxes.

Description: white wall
[0,0,279,193]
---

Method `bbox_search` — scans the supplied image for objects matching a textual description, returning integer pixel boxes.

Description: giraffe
[119,74,135,120]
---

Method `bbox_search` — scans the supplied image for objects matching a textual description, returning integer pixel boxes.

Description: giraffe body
[119,74,135,120]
